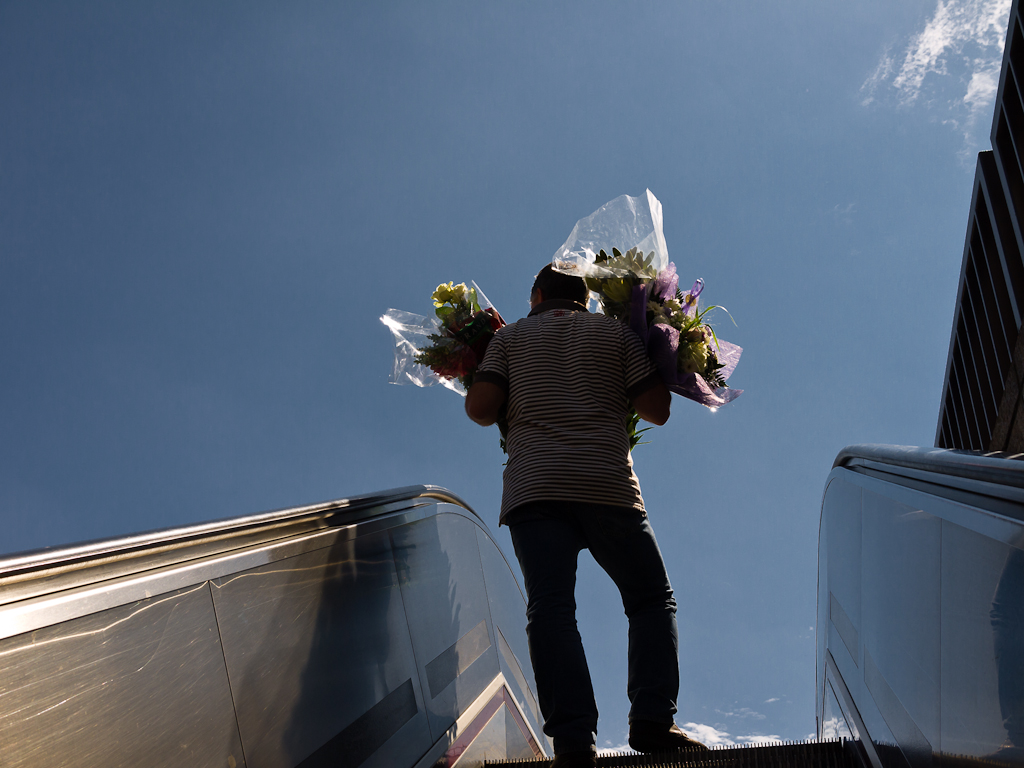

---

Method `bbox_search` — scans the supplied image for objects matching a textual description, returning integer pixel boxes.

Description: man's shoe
[550,748,597,767]
[628,720,710,753]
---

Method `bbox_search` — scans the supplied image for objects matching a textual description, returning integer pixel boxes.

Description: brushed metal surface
[0,485,474,576]
[0,501,443,642]
[211,529,430,768]
[0,485,476,617]
[0,499,425,610]
[0,583,244,768]
[391,509,499,741]
[833,445,1024,489]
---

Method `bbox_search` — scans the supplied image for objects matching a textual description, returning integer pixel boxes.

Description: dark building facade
[937,0,1024,452]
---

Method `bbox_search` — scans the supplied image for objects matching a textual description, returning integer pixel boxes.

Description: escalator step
[485,739,859,768]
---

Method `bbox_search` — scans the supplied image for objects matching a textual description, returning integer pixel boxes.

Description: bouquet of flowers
[552,190,742,410]
[380,281,505,395]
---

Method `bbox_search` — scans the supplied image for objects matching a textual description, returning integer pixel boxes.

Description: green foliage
[584,247,658,321]
[627,408,652,451]
[595,246,658,278]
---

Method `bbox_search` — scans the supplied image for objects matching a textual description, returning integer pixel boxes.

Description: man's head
[531,264,588,307]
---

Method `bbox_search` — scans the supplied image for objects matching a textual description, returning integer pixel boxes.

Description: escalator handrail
[834,443,1024,489]
[0,484,475,579]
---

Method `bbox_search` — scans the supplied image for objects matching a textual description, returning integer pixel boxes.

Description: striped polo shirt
[474,299,662,524]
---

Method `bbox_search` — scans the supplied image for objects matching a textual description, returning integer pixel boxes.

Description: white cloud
[963,61,1002,114]
[892,0,1009,102]
[598,722,801,754]
[736,733,785,746]
[714,706,767,720]
[861,50,896,107]
[681,723,786,747]
[831,203,856,225]
[764,697,781,703]
[860,0,1012,155]
[683,722,736,747]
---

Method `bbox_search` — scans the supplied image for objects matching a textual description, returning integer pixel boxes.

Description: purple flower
[681,279,704,315]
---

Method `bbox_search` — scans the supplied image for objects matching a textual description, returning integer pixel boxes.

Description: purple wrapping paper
[651,262,679,301]
[628,284,743,409]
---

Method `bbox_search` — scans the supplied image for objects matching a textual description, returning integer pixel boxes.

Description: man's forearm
[465,397,496,426]
[632,379,671,426]
[465,381,506,426]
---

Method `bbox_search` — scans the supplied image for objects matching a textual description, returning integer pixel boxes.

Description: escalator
[0,486,549,767]
[4,446,1022,768]
[818,445,1024,768]
[486,741,857,768]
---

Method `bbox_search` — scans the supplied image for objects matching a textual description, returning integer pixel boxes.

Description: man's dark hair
[532,264,589,304]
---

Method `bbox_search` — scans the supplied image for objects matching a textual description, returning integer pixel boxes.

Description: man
[465,265,707,767]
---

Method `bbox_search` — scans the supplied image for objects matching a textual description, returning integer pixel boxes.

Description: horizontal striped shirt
[474,299,661,523]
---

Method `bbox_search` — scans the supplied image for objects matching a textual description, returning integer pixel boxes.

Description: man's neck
[528,298,589,317]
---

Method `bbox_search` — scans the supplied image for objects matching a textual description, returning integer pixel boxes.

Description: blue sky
[0,0,1012,748]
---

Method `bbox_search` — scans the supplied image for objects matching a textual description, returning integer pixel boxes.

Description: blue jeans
[508,500,679,754]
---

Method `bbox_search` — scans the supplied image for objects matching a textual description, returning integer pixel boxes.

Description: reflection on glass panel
[819,474,862,722]
[860,489,941,748]
[823,681,854,741]
[453,705,505,766]
[211,529,429,768]
[453,705,536,767]
[504,705,539,760]
[392,511,499,739]
[475,525,545,744]
[940,520,1010,758]
[991,547,1024,759]
[825,476,863,636]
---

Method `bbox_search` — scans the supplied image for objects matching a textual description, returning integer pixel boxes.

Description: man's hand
[465,381,507,426]
[633,380,671,426]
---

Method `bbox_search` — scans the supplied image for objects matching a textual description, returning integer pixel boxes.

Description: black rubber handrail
[834,444,1024,489]
[0,484,474,579]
